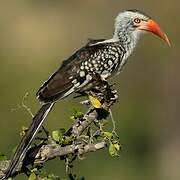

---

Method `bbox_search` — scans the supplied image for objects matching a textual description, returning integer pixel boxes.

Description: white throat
[113,29,142,70]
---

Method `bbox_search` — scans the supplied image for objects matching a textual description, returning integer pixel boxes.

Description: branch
[0,142,106,178]
[0,83,118,179]
[34,141,106,164]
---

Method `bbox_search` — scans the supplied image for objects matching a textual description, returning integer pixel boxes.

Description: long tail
[4,102,55,178]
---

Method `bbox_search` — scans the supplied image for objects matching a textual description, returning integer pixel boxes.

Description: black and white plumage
[5,9,169,178]
[37,41,125,103]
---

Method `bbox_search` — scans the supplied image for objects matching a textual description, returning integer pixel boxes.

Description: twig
[11,92,34,118]
[109,108,118,136]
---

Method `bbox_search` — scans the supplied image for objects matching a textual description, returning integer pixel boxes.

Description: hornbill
[4,9,170,178]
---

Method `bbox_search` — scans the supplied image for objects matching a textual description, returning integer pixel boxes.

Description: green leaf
[52,130,61,142]
[28,172,36,180]
[52,129,66,142]
[76,111,84,118]
[71,108,84,119]
[109,141,115,156]
[70,116,75,121]
[0,154,7,161]
[108,141,119,157]
[94,135,103,141]
[31,167,38,173]
[103,131,113,139]
[114,142,121,151]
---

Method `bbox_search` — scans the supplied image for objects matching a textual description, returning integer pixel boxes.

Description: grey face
[115,10,150,34]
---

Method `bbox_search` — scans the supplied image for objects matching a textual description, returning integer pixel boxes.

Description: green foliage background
[0,1,179,179]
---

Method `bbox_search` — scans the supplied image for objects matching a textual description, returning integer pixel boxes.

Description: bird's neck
[113,29,140,59]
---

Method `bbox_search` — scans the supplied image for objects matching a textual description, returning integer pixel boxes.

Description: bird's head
[114,9,170,46]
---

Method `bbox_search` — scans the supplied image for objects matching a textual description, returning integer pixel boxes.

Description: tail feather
[5,103,55,178]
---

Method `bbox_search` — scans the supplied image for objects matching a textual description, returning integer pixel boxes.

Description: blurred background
[0,0,179,180]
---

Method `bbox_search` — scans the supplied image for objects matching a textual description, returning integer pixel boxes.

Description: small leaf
[71,108,84,120]
[70,115,75,121]
[114,142,121,151]
[94,135,103,141]
[109,141,117,156]
[89,95,102,108]
[0,154,7,161]
[28,172,36,180]
[103,131,113,139]
[31,167,38,173]
[52,129,65,142]
[76,111,84,118]
[52,130,61,142]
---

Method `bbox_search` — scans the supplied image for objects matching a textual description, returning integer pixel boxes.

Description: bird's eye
[133,18,141,24]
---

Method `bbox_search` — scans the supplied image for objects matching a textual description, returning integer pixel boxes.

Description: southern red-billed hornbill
[4,9,170,178]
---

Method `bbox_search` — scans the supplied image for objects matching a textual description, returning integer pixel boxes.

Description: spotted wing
[37,41,106,103]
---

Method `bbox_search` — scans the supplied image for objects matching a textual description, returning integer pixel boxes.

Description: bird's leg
[79,74,110,109]
[73,72,118,109]
[94,81,118,108]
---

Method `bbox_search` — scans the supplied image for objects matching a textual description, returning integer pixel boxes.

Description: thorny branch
[0,82,119,179]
